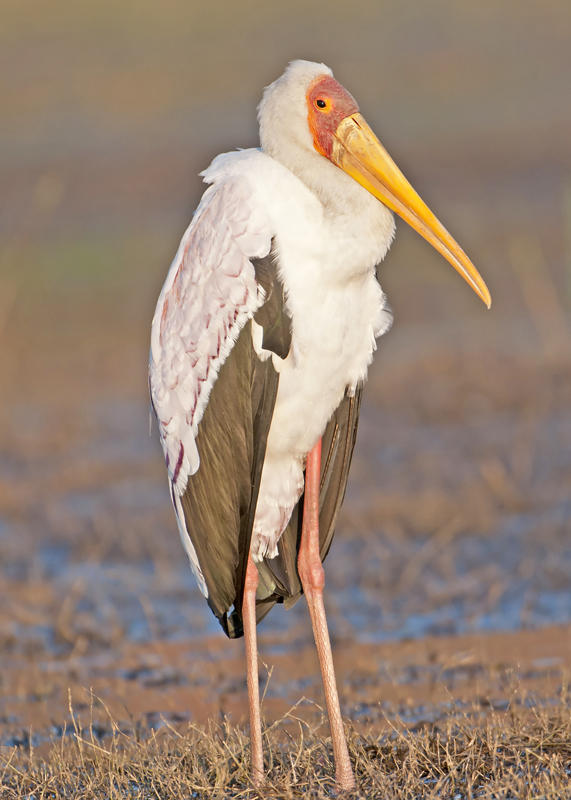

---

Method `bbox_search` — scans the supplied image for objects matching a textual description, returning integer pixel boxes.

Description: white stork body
[151,140,394,571]
[149,60,490,790]
[217,150,394,561]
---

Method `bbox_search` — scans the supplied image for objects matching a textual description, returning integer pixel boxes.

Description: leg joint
[244,554,259,595]
[298,552,325,593]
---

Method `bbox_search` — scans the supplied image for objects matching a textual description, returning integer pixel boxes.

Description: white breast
[248,153,395,561]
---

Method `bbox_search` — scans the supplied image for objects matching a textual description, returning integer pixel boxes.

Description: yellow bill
[331,113,491,308]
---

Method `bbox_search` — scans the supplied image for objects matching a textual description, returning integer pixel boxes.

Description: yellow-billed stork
[149,60,490,790]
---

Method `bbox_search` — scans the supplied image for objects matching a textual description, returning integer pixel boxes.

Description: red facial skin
[306,75,360,158]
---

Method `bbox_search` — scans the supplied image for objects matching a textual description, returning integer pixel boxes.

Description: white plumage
[151,129,394,569]
[150,62,398,576]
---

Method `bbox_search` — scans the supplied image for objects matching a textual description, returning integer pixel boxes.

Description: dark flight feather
[179,247,363,638]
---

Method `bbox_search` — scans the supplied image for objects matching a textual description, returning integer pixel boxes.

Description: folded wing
[149,173,275,602]
[150,166,364,639]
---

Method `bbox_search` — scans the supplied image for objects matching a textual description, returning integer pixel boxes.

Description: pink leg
[243,554,264,786]
[298,439,356,791]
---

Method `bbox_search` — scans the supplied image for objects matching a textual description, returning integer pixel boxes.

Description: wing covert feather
[149,175,272,500]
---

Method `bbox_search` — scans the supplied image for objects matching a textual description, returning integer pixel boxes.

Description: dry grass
[2,692,570,800]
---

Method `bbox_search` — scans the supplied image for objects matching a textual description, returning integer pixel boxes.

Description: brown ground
[1,0,570,796]
[2,622,570,743]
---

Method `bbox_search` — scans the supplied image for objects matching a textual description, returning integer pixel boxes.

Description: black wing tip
[218,608,244,639]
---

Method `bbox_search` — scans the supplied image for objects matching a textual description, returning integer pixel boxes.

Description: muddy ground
[1,0,570,793]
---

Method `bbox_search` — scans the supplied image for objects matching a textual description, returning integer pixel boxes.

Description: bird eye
[315,98,328,109]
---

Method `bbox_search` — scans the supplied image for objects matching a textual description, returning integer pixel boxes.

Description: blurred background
[1,0,569,741]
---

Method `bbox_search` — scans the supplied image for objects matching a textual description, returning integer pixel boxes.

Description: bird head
[259,60,490,308]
